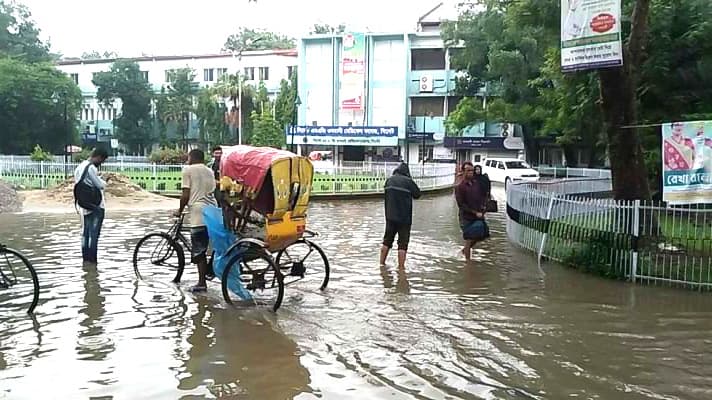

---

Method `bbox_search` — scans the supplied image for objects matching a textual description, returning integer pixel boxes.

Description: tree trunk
[598,0,651,200]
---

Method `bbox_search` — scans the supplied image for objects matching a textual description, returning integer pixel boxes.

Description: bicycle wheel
[276,239,330,290]
[0,247,40,314]
[221,243,284,312]
[133,233,185,283]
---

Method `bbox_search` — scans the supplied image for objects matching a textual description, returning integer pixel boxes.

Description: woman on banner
[664,122,696,171]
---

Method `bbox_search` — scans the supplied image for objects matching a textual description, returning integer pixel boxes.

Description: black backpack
[73,163,102,211]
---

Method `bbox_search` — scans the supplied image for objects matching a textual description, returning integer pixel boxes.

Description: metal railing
[0,159,454,196]
[507,168,712,290]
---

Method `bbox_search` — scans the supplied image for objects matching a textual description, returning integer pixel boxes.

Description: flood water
[2,189,712,399]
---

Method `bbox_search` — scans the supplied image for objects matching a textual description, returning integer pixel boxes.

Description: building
[56,50,297,150]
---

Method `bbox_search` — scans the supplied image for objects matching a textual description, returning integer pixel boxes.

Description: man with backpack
[379,163,421,270]
[73,148,109,265]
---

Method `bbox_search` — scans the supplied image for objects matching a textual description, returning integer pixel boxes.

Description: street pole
[237,72,242,145]
[64,99,69,179]
[291,95,301,154]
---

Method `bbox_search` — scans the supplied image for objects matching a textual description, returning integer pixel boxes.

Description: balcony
[407,70,456,96]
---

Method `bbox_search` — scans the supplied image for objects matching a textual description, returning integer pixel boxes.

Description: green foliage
[93,60,153,154]
[249,110,284,149]
[196,89,228,146]
[311,24,346,34]
[0,1,51,62]
[274,71,298,130]
[29,144,52,161]
[0,58,82,154]
[157,68,198,149]
[149,147,187,165]
[72,148,92,162]
[445,0,712,190]
[212,73,257,143]
[223,28,294,52]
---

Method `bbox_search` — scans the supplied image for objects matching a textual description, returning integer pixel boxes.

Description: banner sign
[662,121,712,204]
[443,136,524,150]
[287,125,398,146]
[340,32,366,110]
[561,0,623,72]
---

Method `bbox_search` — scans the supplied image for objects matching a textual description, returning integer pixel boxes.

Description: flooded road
[2,189,712,399]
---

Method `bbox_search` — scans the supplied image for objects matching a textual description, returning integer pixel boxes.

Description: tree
[157,68,199,149]
[274,71,298,129]
[311,24,346,34]
[444,0,712,199]
[0,1,51,62]
[249,109,284,148]
[213,73,257,144]
[81,50,118,60]
[93,60,153,154]
[0,58,81,154]
[196,89,228,147]
[223,28,295,52]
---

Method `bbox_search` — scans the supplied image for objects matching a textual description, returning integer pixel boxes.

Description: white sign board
[561,0,623,72]
[110,139,119,149]
[433,146,454,160]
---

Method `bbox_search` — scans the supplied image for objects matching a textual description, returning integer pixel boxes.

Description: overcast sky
[20,0,451,58]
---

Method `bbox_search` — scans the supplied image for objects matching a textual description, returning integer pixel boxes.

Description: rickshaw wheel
[275,239,330,291]
[133,233,185,283]
[221,242,284,312]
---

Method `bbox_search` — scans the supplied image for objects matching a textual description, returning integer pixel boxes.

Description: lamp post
[51,91,70,178]
[291,95,301,154]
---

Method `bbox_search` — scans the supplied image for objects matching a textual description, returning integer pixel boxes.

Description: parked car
[481,158,539,188]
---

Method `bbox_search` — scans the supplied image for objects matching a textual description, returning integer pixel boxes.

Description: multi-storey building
[56,50,297,149]
[290,2,524,165]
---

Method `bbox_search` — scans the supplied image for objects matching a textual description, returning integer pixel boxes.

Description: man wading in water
[379,163,421,269]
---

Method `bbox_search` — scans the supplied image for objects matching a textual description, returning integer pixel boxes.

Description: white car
[481,158,539,188]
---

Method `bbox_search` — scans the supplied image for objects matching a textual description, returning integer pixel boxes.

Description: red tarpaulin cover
[219,145,296,192]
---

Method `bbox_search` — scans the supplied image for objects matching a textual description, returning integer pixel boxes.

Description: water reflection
[76,263,114,362]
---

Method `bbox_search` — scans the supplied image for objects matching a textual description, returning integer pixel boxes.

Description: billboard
[561,0,623,72]
[340,33,366,110]
[662,121,712,204]
[287,126,398,146]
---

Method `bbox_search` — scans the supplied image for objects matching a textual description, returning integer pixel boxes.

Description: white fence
[507,168,712,290]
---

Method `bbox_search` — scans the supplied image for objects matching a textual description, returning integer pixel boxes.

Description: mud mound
[47,172,148,201]
[0,180,22,213]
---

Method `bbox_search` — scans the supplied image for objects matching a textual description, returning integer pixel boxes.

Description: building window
[203,68,215,82]
[140,71,149,81]
[411,48,446,70]
[244,67,255,80]
[90,108,95,121]
[165,70,174,82]
[287,66,296,78]
[259,67,269,81]
[217,68,228,80]
[418,145,434,163]
[70,73,79,85]
[410,97,445,117]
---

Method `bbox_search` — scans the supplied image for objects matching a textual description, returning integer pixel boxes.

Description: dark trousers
[82,208,105,262]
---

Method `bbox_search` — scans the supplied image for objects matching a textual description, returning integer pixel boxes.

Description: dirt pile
[47,172,146,202]
[0,180,22,213]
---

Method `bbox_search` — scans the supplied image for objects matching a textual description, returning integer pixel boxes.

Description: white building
[56,50,297,149]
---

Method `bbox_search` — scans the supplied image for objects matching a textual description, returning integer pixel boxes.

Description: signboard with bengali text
[662,120,712,204]
[561,0,623,72]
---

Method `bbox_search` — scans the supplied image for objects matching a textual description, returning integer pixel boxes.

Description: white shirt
[73,160,106,215]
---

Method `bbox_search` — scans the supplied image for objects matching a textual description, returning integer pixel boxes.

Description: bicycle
[0,243,40,314]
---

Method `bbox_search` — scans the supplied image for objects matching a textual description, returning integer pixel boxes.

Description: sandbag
[203,205,253,300]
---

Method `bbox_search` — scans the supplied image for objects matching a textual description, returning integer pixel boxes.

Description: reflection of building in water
[76,264,115,362]
[178,303,311,398]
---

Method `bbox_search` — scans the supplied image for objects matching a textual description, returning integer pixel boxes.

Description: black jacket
[384,164,421,225]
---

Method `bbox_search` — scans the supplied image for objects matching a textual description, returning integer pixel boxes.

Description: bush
[72,148,92,162]
[30,144,53,162]
[149,147,187,165]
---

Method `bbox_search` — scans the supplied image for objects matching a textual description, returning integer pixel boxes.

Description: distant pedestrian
[73,148,109,265]
[379,163,421,269]
[455,161,489,262]
[474,164,491,199]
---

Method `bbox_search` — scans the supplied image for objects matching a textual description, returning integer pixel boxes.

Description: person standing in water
[455,162,488,262]
[73,148,109,265]
[379,163,421,269]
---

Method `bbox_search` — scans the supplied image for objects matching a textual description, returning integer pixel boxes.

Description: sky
[20,0,453,58]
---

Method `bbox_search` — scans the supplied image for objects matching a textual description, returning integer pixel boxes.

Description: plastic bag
[462,219,490,241]
[203,205,253,300]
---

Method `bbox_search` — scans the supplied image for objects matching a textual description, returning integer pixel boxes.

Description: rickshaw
[132,145,330,312]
